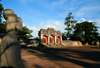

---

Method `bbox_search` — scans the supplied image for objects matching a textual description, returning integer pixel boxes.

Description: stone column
[55,36,56,45]
[48,34,50,45]
[40,34,43,45]
[60,36,62,45]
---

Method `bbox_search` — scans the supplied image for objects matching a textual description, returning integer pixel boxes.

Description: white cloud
[81,18,94,23]
[39,20,66,32]
[77,21,80,23]
[81,18,86,21]
[95,19,100,33]
[45,25,56,29]
[27,26,40,38]
[25,20,66,37]
[28,26,37,30]
[52,26,56,29]
[96,20,100,23]
[40,23,43,25]
[22,23,25,26]
[88,20,93,22]
[54,21,60,26]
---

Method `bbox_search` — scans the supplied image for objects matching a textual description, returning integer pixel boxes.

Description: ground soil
[21,46,100,68]
[0,46,100,68]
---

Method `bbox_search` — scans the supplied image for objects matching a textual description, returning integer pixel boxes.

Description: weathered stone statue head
[3,9,17,31]
[3,9,16,20]
[3,9,23,34]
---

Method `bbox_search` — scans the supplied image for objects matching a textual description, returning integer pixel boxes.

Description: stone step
[40,44,64,47]
[42,44,64,47]
[56,44,64,47]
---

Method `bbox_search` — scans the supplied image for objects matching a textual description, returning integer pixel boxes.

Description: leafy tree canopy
[0,22,6,37]
[0,0,4,23]
[62,32,67,40]
[0,24,33,39]
[64,12,77,40]
[21,26,33,39]
[70,21,99,44]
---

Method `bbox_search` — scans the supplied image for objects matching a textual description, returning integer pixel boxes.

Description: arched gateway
[42,35,48,45]
[38,28,62,46]
[50,35,55,45]
[56,35,61,45]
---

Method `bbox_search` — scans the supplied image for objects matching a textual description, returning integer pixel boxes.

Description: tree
[0,24,33,39]
[70,21,99,44]
[0,0,4,23]
[0,0,5,37]
[62,32,67,40]
[0,22,6,37]
[64,12,77,40]
[21,26,33,39]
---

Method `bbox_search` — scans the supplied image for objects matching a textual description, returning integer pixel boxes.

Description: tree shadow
[33,64,43,68]
[22,46,100,68]
[89,46,100,49]
[0,66,14,68]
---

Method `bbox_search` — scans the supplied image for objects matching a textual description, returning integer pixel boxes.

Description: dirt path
[21,46,100,68]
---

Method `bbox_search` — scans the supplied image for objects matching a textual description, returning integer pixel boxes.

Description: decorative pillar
[48,34,50,45]
[55,36,56,45]
[60,36,62,44]
[40,34,43,44]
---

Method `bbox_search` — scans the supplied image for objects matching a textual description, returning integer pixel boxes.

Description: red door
[50,35,55,45]
[56,36,60,45]
[42,35,48,45]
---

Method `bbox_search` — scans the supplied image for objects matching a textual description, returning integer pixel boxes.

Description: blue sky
[1,0,100,38]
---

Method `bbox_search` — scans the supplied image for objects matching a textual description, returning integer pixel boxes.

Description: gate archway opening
[56,36,60,45]
[42,35,48,45]
[50,35,55,45]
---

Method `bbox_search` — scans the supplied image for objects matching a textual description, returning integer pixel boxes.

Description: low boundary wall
[19,39,39,47]
[62,40,82,46]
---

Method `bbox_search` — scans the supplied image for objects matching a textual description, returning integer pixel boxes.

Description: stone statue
[1,9,24,68]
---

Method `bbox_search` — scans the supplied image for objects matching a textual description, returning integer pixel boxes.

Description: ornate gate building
[38,28,62,46]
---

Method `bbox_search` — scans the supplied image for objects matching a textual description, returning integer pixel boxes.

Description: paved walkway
[21,46,100,68]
